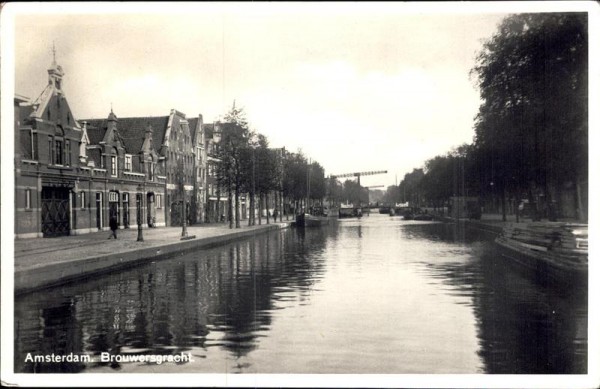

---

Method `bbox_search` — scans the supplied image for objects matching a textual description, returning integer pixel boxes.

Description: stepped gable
[81,116,169,155]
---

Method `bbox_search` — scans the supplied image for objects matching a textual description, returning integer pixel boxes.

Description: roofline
[80,115,170,121]
[14,94,29,103]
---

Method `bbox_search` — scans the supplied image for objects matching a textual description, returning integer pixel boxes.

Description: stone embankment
[14,222,292,295]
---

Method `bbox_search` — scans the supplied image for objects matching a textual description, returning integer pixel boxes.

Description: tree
[254,134,280,224]
[399,168,425,207]
[471,13,588,220]
[282,151,308,213]
[308,161,326,202]
[216,105,252,228]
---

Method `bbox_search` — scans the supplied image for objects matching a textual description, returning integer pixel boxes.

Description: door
[170,201,181,226]
[146,193,155,227]
[96,192,103,229]
[109,191,119,225]
[122,193,129,228]
[41,187,70,237]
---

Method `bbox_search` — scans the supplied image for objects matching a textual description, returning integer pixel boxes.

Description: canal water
[14,214,587,374]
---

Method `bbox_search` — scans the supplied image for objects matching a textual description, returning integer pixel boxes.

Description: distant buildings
[13,54,238,238]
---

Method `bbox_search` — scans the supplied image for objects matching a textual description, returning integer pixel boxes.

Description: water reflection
[405,222,588,374]
[15,229,327,373]
[14,216,587,374]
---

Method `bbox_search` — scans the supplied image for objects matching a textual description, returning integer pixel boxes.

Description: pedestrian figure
[108,214,118,239]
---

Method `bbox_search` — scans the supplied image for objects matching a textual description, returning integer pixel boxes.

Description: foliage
[471,13,588,204]
[395,13,588,219]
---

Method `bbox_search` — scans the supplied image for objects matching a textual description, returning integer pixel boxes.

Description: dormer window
[111,147,118,176]
[149,155,155,181]
[125,154,132,171]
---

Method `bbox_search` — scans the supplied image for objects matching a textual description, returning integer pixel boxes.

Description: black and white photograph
[1,2,598,387]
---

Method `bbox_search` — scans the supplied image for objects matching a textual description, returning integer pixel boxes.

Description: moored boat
[494,223,588,285]
[296,213,330,227]
[379,206,391,214]
[339,204,362,219]
[413,213,434,221]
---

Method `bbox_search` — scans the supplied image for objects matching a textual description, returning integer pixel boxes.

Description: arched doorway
[41,186,71,237]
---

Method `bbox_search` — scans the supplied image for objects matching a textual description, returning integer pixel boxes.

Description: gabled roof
[188,117,199,143]
[86,125,107,145]
[202,123,214,138]
[87,148,102,168]
[81,116,169,155]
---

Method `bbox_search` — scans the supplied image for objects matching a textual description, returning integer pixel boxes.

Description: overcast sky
[10,3,511,187]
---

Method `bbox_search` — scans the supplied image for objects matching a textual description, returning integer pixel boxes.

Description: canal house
[83,110,167,230]
[202,122,226,223]
[84,109,206,227]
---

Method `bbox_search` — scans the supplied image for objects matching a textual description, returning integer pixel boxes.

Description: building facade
[84,109,206,227]
[14,58,165,238]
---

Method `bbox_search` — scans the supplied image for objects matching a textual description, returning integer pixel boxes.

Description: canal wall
[15,222,292,295]
[435,215,505,235]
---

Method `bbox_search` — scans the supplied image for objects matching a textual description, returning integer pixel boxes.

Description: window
[25,189,31,210]
[109,191,119,202]
[48,136,53,164]
[80,191,86,209]
[125,155,132,171]
[149,156,154,180]
[65,140,71,166]
[32,133,38,160]
[111,155,117,176]
[156,194,162,209]
[55,139,63,165]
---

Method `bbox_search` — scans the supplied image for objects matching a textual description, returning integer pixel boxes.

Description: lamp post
[137,184,144,242]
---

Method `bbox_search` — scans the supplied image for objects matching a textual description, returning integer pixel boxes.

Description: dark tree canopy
[395,13,588,220]
[471,13,587,204]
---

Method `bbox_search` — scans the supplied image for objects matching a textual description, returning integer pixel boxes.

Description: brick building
[14,58,164,238]
[83,109,206,227]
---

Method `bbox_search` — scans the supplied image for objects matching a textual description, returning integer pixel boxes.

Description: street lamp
[137,184,144,242]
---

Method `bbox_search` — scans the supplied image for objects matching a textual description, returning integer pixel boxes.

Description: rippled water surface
[14,214,587,373]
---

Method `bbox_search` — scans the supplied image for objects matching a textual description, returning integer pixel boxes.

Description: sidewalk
[14,221,292,294]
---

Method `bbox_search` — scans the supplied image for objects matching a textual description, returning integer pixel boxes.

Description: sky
[7,3,511,188]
